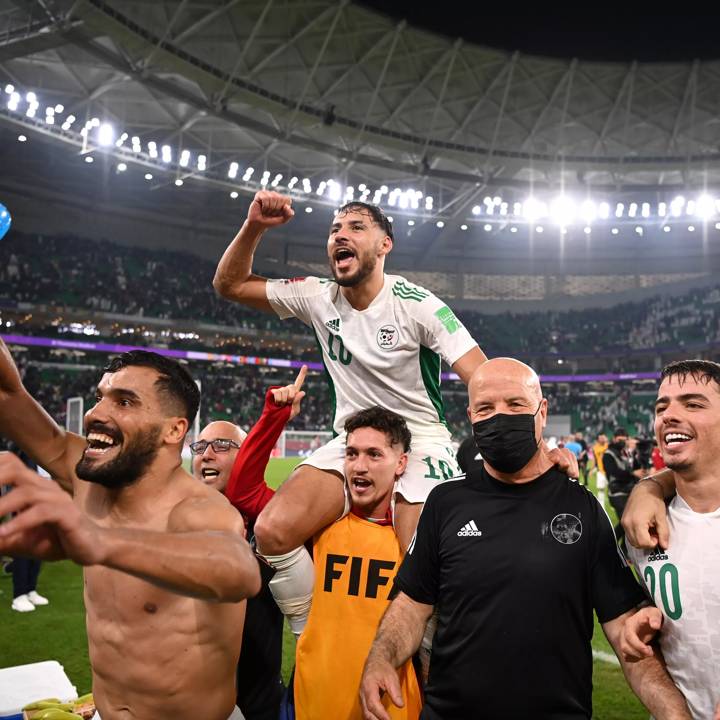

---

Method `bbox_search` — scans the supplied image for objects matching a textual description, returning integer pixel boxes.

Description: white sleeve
[265,276,328,325]
[413,293,479,367]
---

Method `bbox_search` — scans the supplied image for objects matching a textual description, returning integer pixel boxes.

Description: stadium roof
[2,1,720,275]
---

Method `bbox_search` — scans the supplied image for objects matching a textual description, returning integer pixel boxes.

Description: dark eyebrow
[99,386,142,402]
[656,392,709,407]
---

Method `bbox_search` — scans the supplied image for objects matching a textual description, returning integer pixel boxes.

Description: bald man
[191,371,306,720]
[360,358,691,720]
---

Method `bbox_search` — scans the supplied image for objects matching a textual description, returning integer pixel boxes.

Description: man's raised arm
[0,339,85,489]
[213,190,293,311]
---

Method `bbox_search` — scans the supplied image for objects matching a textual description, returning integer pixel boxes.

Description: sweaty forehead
[97,366,160,395]
[347,426,392,449]
[332,209,377,226]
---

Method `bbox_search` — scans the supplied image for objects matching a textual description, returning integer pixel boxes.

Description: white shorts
[298,432,460,504]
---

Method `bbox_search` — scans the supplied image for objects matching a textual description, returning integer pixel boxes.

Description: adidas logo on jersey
[457,520,482,537]
[647,550,669,562]
[325,318,340,332]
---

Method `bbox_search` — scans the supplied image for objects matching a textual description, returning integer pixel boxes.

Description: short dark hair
[344,406,411,452]
[103,350,200,427]
[613,427,628,438]
[660,359,720,392]
[336,202,394,241]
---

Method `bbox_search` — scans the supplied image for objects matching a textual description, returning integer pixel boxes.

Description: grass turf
[0,462,647,718]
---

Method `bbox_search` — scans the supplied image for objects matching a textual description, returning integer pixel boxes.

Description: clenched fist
[247,190,294,229]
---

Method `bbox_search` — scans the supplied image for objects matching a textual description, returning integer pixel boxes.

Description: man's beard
[330,252,376,287]
[76,424,162,489]
[664,457,692,473]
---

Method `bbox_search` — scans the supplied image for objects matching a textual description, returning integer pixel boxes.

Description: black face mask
[614,439,626,450]
[472,405,541,474]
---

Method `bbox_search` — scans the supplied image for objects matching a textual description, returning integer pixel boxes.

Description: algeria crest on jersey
[377,324,399,350]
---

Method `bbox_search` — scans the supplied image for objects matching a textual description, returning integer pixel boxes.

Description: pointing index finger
[294,364,308,391]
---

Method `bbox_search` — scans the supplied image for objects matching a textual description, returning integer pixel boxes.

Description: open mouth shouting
[85,426,123,458]
[663,430,694,450]
[333,247,356,271]
[350,476,373,495]
[200,467,221,485]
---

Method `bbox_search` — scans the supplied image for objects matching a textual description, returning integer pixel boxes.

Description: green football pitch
[0,462,647,719]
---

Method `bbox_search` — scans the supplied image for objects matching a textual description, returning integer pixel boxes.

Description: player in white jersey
[214,192,486,632]
[621,360,720,719]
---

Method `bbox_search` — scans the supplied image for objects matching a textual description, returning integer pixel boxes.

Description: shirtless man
[0,344,260,720]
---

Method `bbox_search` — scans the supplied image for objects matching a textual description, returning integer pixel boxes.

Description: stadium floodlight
[380,185,389,194]
[131,135,140,146]
[715,222,720,230]
[260,170,270,187]
[611,227,619,235]
[358,183,367,192]
[687,225,695,232]
[399,192,410,209]
[460,224,468,230]
[7,92,20,111]
[436,221,445,228]
[45,106,55,116]
[663,226,671,232]
[695,194,715,219]
[271,173,283,187]
[671,196,685,216]
[316,181,327,196]
[641,202,650,218]
[513,202,522,216]
[510,226,518,233]
[4,84,14,94]
[230,191,239,199]
[387,216,394,223]
[45,115,54,125]
[483,224,492,232]
[328,182,342,202]
[615,202,624,218]
[84,156,94,163]
[425,196,434,210]
[388,191,398,207]
[174,178,184,187]
[580,200,597,224]
[598,202,610,219]
[26,91,37,103]
[25,104,36,118]
[560,227,568,236]
[17,135,26,142]
[583,226,591,235]
[550,196,575,226]
[98,123,115,146]
[161,145,172,163]
[115,132,128,147]
[197,154,207,171]
[305,206,313,213]
[90,117,100,127]
[493,196,501,205]
[535,225,544,233]
[148,141,158,159]
[54,104,64,114]
[628,202,638,218]
[117,162,127,172]
[522,198,547,222]
[243,167,254,181]
[658,202,667,217]
[499,203,508,216]
[288,176,298,189]
[179,149,191,167]
[471,205,482,215]
[635,226,643,235]
[344,185,354,200]
[228,162,238,179]
[302,178,311,192]
[408,220,415,226]
[686,200,696,216]
[144,173,153,180]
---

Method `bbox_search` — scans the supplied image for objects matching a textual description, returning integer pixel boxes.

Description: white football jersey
[266,274,478,439]
[628,494,720,719]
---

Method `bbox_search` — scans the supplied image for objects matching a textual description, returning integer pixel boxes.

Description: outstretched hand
[271,365,307,420]
[0,453,105,565]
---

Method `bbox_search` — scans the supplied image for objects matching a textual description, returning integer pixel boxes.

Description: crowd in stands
[2,232,720,360]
